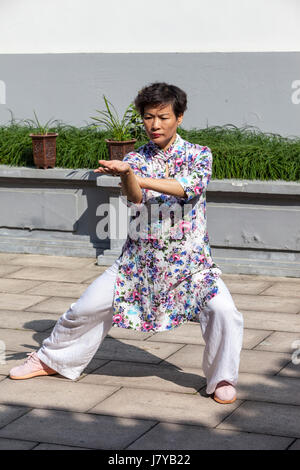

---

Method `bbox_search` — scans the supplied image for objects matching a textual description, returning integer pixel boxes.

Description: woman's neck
[158,133,177,152]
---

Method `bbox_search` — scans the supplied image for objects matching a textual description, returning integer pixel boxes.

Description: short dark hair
[134,82,187,118]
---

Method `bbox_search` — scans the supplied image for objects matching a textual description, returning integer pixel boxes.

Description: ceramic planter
[30,133,58,169]
[105,139,136,161]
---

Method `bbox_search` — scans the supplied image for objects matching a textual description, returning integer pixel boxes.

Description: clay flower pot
[91,96,141,160]
[30,133,58,169]
[105,139,136,161]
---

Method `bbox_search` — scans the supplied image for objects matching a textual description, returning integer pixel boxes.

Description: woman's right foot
[213,380,237,404]
[9,351,57,380]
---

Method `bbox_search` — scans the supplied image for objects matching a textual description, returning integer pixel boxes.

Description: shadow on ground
[5,319,209,396]
[1,319,299,450]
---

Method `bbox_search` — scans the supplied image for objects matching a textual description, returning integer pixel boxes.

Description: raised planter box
[0,165,299,277]
[0,165,110,258]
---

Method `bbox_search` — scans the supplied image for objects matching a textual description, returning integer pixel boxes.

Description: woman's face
[143,103,183,150]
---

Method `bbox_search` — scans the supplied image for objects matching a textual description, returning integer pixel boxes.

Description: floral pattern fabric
[112,133,222,332]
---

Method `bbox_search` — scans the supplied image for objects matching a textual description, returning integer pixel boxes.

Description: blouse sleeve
[174,146,213,201]
[120,152,148,207]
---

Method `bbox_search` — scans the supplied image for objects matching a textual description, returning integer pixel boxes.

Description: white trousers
[37,258,244,395]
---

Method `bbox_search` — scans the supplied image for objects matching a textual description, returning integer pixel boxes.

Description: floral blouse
[112,133,222,332]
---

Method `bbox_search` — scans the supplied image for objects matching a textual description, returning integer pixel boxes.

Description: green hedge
[0,121,299,181]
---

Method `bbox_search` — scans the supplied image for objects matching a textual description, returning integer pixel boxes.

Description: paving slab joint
[124,421,161,450]
[0,406,34,431]
[85,386,123,413]
[285,438,298,450]
[251,330,276,350]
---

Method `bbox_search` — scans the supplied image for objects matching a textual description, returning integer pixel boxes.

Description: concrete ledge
[1,166,299,195]
[0,165,97,182]
[208,179,300,196]
[0,166,299,276]
[0,165,110,258]
[97,174,300,196]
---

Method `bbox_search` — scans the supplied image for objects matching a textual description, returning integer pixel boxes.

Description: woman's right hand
[94,160,143,203]
[94,160,131,176]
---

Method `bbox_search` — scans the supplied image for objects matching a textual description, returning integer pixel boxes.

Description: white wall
[0,0,299,54]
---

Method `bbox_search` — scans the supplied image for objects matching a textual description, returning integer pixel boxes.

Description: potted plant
[26,111,58,169]
[91,96,140,161]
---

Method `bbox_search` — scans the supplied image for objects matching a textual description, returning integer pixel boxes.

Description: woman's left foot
[213,380,237,404]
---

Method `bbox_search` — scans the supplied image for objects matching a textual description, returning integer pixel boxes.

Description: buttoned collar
[147,133,185,161]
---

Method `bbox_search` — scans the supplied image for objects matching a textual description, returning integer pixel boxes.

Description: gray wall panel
[0,52,299,136]
[207,203,300,251]
[0,188,78,231]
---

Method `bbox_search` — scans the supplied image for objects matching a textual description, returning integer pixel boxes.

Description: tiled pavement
[0,252,299,450]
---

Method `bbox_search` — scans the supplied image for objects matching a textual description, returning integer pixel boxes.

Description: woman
[9,82,243,404]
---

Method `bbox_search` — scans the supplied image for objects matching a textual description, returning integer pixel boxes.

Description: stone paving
[0,252,299,450]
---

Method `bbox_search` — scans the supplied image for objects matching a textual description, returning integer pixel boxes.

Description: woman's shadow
[5,318,209,398]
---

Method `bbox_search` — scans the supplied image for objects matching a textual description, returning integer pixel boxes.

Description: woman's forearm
[120,168,143,204]
[138,177,186,198]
